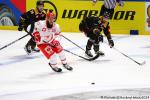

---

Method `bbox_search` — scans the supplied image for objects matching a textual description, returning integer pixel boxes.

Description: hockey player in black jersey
[18,0,46,54]
[79,14,114,57]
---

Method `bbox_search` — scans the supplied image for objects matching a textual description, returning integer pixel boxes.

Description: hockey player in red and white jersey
[27,11,73,72]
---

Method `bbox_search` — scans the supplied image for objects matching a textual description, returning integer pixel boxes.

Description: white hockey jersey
[27,20,61,45]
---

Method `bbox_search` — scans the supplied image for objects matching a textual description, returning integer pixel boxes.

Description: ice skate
[85,50,93,57]
[49,63,62,72]
[63,64,73,71]
[32,47,40,53]
[24,45,32,55]
[95,51,105,56]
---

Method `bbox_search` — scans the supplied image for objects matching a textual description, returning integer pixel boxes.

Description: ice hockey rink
[0,30,150,100]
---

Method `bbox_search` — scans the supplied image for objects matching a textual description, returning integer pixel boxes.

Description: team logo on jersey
[147,5,150,27]
[43,0,58,21]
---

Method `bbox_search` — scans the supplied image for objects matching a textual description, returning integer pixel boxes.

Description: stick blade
[88,52,100,61]
[139,61,146,66]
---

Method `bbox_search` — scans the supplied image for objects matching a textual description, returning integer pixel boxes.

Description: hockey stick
[103,40,145,66]
[0,33,29,51]
[63,49,100,61]
[61,35,85,51]
[112,47,145,66]
[43,41,100,61]
[0,23,35,51]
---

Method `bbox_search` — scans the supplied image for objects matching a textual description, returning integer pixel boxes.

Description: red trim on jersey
[55,32,61,35]
[61,58,66,62]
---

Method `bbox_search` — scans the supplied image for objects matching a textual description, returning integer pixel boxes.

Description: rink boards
[0,0,150,35]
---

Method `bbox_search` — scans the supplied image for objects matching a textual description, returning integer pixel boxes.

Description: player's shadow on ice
[77,59,112,64]
[0,54,42,66]
[27,71,67,79]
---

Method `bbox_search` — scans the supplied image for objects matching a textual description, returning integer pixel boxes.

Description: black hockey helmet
[36,0,44,6]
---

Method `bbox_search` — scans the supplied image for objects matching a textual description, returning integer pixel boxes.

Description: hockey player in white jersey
[27,11,73,72]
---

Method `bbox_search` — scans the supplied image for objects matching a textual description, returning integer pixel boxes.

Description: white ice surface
[0,30,150,100]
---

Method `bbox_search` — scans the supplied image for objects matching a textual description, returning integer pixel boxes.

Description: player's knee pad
[58,51,67,64]
[49,53,57,65]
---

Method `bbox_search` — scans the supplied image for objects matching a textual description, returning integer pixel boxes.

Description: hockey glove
[108,39,114,48]
[51,40,60,47]
[98,35,103,42]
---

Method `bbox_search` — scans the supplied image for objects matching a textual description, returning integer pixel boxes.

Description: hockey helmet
[46,12,56,20]
[46,12,56,28]
[36,0,44,6]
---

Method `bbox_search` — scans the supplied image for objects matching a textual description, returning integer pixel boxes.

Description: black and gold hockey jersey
[79,16,111,40]
[18,8,46,30]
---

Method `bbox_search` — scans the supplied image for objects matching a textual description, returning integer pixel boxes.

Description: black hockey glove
[98,34,103,42]
[108,39,114,48]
